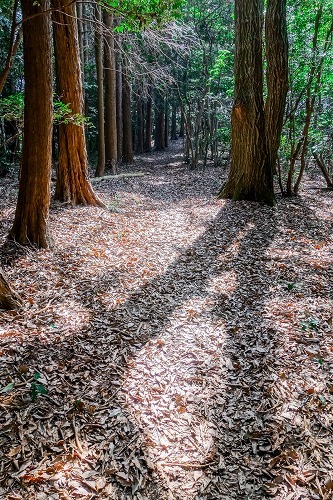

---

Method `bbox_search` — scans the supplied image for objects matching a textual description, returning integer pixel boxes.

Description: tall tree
[103,10,118,174]
[52,0,102,206]
[10,0,53,248]
[122,63,133,163]
[94,4,106,176]
[115,50,123,161]
[144,88,152,152]
[219,0,274,204]
[154,89,165,151]
[219,0,288,205]
[0,0,22,95]
[265,0,288,175]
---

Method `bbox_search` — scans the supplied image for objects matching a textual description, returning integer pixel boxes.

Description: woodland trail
[0,142,333,499]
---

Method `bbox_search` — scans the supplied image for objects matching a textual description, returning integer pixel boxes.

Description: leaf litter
[0,142,333,499]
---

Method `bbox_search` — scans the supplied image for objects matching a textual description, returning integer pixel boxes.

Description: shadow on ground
[1,187,332,499]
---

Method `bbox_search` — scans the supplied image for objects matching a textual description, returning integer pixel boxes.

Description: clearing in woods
[0,142,333,498]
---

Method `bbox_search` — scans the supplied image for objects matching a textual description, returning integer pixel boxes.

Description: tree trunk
[144,90,152,152]
[10,0,53,248]
[218,0,275,205]
[179,107,184,138]
[0,0,22,95]
[116,51,123,162]
[52,0,102,206]
[135,88,144,154]
[0,269,21,310]
[264,0,288,173]
[171,101,178,140]
[164,99,169,149]
[313,152,333,188]
[104,11,118,174]
[154,90,165,151]
[122,64,133,163]
[94,4,105,177]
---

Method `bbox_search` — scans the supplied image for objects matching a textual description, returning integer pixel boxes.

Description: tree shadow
[0,194,332,498]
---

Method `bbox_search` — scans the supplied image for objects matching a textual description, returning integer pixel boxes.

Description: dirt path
[0,143,333,499]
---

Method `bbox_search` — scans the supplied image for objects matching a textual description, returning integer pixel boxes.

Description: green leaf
[318,394,327,405]
[0,382,14,393]
[30,380,47,401]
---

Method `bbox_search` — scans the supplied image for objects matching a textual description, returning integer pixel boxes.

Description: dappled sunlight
[122,307,227,495]
[1,141,333,498]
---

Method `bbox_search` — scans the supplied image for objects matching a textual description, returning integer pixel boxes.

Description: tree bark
[10,0,53,248]
[264,0,288,174]
[164,99,169,149]
[313,152,333,188]
[135,88,144,154]
[218,0,275,205]
[94,4,106,177]
[116,51,123,161]
[154,90,165,151]
[171,101,178,140]
[122,64,133,163]
[144,89,152,152]
[103,11,118,174]
[52,0,102,206]
[0,269,21,310]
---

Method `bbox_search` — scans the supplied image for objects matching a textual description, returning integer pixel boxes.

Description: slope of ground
[0,142,333,499]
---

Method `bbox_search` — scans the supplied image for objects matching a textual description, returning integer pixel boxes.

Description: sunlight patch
[122,315,227,494]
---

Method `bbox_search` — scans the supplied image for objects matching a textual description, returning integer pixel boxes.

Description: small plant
[300,318,319,331]
[74,399,85,411]
[287,282,296,290]
[30,373,47,401]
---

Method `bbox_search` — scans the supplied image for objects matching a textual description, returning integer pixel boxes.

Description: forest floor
[0,142,333,500]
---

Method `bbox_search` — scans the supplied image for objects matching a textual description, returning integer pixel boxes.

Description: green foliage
[300,317,319,331]
[0,92,24,123]
[101,0,183,32]
[0,94,91,136]
[30,373,47,401]
[279,1,333,184]
[53,99,92,127]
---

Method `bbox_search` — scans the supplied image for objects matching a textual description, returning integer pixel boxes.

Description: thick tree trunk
[0,269,21,309]
[122,65,133,163]
[94,5,106,177]
[10,0,52,248]
[52,0,102,206]
[265,0,288,173]
[104,11,118,174]
[218,0,274,205]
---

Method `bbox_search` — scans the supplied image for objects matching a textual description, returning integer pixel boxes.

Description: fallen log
[91,172,147,183]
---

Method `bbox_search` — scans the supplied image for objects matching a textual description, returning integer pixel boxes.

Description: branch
[0,0,22,95]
